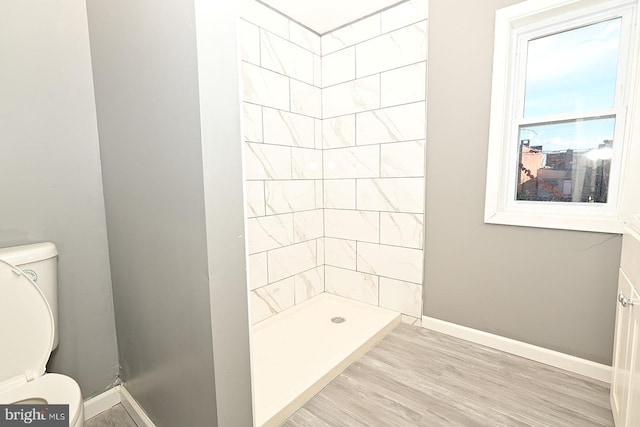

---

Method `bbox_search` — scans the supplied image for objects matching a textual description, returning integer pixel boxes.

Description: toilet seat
[0,260,84,426]
[0,374,84,426]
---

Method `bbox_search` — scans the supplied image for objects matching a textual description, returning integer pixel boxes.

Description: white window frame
[485,0,640,233]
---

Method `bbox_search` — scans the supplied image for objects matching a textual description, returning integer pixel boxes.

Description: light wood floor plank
[283,324,613,427]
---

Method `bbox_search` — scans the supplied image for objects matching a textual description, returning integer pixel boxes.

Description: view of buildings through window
[516,17,621,203]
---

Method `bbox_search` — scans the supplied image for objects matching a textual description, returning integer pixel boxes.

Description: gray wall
[425,0,622,365]
[86,0,252,425]
[194,1,254,424]
[0,0,119,397]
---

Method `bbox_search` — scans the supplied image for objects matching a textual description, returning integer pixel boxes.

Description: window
[485,0,640,233]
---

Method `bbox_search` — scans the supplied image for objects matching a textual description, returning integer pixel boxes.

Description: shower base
[251,293,401,426]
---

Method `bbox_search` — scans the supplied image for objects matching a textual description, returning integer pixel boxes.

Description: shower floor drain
[331,316,346,324]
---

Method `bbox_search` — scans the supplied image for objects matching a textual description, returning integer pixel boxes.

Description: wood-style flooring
[283,324,613,427]
[85,404,137,427]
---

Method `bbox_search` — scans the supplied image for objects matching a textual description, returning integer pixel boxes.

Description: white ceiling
[260,0,404,35]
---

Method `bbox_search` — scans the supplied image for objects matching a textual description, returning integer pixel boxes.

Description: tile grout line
[242,41,427,92]
[260,106,265,142]
[320,48,326,295]
[322,18,428,56]
[258,24,263,66]
[263,138,425,151]
[323,99,425,121]
[379,71,382,111]
[243,85,424,122]
[324,264,422,286]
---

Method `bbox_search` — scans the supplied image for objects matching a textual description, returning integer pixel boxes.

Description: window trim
[485,0,640,234]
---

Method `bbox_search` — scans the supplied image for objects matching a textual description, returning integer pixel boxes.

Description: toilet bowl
[0,247,84,427]
[0,374,84,427]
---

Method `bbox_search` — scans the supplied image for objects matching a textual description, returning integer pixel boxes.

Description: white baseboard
[421,315,612,384]
[83,386,121,420]
[83,384,155,426]
[120,385,156,427]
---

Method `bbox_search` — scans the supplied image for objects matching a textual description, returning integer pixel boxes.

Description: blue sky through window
[524,18,621,118]
[520,18,621,153]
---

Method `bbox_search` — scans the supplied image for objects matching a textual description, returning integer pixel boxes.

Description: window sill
[484,210,624,234]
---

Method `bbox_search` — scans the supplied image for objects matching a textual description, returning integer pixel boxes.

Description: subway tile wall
[240,0,324,324]
[321,0,427,326]
[240,0,428,325]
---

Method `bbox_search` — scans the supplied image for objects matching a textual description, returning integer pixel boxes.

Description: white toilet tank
[0,242,59,349]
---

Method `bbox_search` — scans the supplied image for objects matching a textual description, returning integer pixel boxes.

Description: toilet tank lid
[0,243,57,265]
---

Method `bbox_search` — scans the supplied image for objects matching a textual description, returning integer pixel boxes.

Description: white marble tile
[263,108,315,148]
[289,22,321,55]
[248,252,268,290]
[324,209,379,243]
[380,212,424,249]
[292,147,322,179]
[268,241,317,283]
[325,266,378,306]
[357,178,424,213]
[322,47,355,87]
[314,119,322,149]
[322,14,381,55]
[244,142,291,180]
[293,209,323,242]
[380,62,426,108]
[261,29,314,84]
[315,180,323,209]
[380,140,425,177]
[356,102,426,145]
[245,180,265,217]
[322,74,380,118]
[242,102,262,142]
[265,180,316,214]
[323,179,356,209]
[290,80,321,118]
[324,237,356,270]
[240,0,289,40]
[250,277,295,324]
[294,266,324,304]
[247,214,293,254]
[356,242,423,284]
[401,314,422,327]
[317,237,325,265]
[381,0,429,33]
[242,62,290,110]
[322,115,356,149]
[356,21,427,77]
[379,277,422,318]
[239,19,260,65]
[323,145,379,179]
[313,54,322,87]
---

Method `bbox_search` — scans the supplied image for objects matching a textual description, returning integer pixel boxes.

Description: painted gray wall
[194,1,254,425]
[86,0,252,425]
[425,0,622,365]
[0,0,119,397]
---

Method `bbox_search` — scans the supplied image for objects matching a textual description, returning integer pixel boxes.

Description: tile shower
[240,0,428,326]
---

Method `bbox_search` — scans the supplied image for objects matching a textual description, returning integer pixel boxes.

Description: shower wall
[240,0,325,324]
[320,0,428,325]
[240,0,428,324]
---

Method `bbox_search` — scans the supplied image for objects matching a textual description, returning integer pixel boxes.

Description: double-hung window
[485,0,640,233]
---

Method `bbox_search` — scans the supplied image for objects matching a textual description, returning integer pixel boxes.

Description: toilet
[0,243,84,427]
